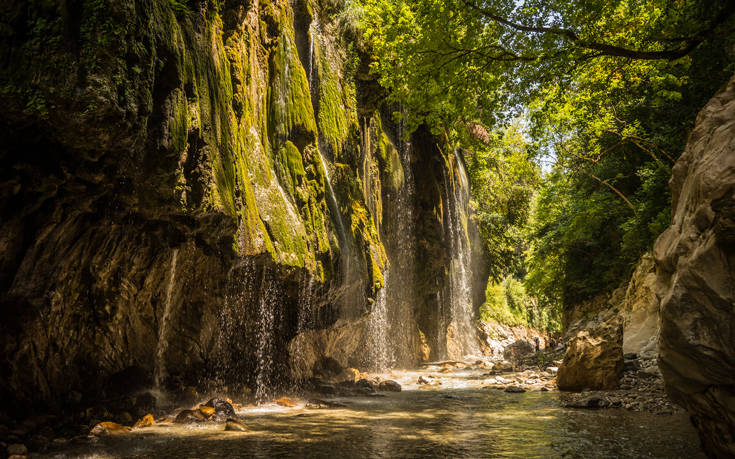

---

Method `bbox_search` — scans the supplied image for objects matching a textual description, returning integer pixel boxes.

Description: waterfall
[366,271,391,371]
[154,248,178,390]
[443,156,478,359]
[386,112,417,365]
[254,269,279,403]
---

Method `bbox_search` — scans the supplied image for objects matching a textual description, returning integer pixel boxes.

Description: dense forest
[361,0,735,330]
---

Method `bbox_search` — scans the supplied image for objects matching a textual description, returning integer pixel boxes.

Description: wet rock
[203,398,236,420]
[7,444,27,455]
[133,414,155,429]
[355,379,376,392]
[378,380,401,392]
[314,382,337,395]
[313,357,344,379]
[564,396,609,409]
[173,410,206,424]
[276,397,297,407]
[199,406,215,417]
[224,419,246,432]
[503,340,535,362]
[337,368,360,383]
[493,361,513,372]
[306,399,347,409]
[557,312,623,391]
[417,375,431,384]
[504,386,526,393]
[90,422,131,436]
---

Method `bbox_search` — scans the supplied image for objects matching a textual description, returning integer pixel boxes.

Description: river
[41,365,704,458]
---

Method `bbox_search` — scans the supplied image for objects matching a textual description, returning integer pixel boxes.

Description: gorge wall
[0,0,484,410]
[654,73,735,457]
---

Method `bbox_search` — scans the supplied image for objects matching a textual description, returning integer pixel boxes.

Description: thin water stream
[44,366,704,458]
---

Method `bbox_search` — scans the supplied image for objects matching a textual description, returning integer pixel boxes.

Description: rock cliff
[654,73,735,457]
[0,0,484,409]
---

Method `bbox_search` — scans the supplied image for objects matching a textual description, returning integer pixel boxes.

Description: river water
[43,366,704,458]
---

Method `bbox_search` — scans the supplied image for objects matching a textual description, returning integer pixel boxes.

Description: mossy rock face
[0,0,473,406]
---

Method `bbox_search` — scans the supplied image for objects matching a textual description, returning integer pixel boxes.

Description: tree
[363,0,735,310]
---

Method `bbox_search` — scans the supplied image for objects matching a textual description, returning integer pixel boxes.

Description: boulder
[557,315,623,391]
[355,379,376,392]
[654,72,735,457]
[502,340,535,362]
[202,398,236,420]
[377,380,401,392]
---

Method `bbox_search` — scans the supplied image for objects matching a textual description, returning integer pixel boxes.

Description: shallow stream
[43,366,704,458]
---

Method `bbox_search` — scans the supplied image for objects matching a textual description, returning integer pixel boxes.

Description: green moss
[268,24,317,148]
[314,36,356,153]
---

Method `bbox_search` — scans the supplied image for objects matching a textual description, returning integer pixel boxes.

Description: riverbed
[42,366,704,458]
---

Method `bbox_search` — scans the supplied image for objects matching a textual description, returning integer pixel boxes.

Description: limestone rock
[621,255,660,360]
[557,315,623,391]
[90,422,131,436]
[654,72,735,457]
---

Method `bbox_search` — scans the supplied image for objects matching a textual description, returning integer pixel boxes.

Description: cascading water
[366,271,391,371]
[154,248,178,391]
[254,269,278,403]
[443,155,478,359]
[386,112,417,365]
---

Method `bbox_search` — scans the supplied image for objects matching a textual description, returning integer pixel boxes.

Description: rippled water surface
[44,367,704,458]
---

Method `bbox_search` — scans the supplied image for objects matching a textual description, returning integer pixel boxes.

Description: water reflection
[43,368,704,458]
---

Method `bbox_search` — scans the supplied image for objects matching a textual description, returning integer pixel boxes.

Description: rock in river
[90,422,131,436]
[225,419,247,432]
[557,312,623,391]
[378,380,402,392]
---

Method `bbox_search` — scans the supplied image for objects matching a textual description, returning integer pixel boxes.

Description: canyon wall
[654,73,735,457]
[0,0,482,409]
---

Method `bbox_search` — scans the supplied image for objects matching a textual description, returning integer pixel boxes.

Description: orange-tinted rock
[133,414,154,429]
[90,422,131,436]
[276,397,297,407]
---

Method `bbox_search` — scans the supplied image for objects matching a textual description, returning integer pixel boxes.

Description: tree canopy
[361,0,735,327]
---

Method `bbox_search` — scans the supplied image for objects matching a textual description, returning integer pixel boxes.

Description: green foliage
[480,275,559,331]
[465,123,540,281]
[363,0,735,314]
